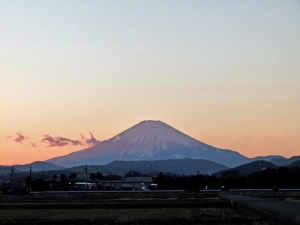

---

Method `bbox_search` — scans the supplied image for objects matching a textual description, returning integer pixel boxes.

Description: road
[221,193,300,225]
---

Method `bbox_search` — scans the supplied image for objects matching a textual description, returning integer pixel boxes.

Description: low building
[70,177,154,191]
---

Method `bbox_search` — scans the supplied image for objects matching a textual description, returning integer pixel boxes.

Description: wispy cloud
[41,134,83,147]
[80,132,100,147]
[7,133,28,144]
[41,132,100,148]
[7,132,98,148]
[31,143,36,148]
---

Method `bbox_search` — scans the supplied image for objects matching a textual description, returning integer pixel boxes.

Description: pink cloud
[80,132,100,147]
[41,134,83,147]
[41,132,100,148]
[7,133,28,144]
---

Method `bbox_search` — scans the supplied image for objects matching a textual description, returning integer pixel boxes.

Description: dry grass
[0,208,244,221]
[0,194,258,224]
[253,222,269,225]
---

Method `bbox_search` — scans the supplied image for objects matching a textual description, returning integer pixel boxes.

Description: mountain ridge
[216,160,278,177]
[13,161,65,172]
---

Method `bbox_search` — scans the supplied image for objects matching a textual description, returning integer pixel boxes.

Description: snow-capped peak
[46,120,249,168]
[110,120,201,149]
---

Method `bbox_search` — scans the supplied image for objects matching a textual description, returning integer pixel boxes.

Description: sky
[1,0,300,165]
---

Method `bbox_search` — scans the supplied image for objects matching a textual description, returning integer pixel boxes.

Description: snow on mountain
[109,120,209,159]
[46,120,250,168]
[111,120,201,147]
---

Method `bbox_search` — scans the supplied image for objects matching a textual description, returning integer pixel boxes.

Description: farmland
[0,192,256,225]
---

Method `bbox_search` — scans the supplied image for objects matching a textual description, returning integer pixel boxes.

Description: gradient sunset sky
[1,1,300,165]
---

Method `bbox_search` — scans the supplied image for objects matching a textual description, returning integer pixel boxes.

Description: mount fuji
[46,120,250,168]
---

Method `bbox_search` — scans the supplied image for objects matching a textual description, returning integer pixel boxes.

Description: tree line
[1,166,300,194]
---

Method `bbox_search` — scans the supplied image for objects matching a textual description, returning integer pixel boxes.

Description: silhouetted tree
[1,186,9,194]
[51,174,58,190]
[96,172,103,179]
[24,176,32,193]
[31,178,50,191]
[124,171,142,178]
[68,173,77,179]
[89,173,96,180]
[57,174,69,190]
[52,174,57,181]
[102,173,122,181]
[221,170,239,179]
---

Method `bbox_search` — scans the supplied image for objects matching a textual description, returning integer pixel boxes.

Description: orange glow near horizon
[1,1,300,165]
[1,117,299,165]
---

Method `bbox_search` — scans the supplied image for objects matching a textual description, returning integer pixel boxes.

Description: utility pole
[10,166,13,187]
[109,172,112,190]
[30,166,32,177]
[147,165,152,178]
[9,173,11,188]
[172,167,176,191]
[10,166,17,189]
[85,164,88,191]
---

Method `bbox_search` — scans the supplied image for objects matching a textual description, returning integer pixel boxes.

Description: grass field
[0,192,269,224]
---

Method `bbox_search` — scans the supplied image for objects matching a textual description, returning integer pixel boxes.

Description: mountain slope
[13,161,65,172]
[250,155,286,162]
[287,159,300,167]
[270,156,300,166]
[0,166,20,174]
[58,158,227,176]
[217,160,278,177]
[233,160,278,176]
[107,158,228,175]
[47,120,250,168]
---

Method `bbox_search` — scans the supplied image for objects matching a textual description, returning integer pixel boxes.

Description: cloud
[31,143,36,148]
[41,134,83,147]
[7,133,28,144]
[80,132,100,147]
[41,132,100,148]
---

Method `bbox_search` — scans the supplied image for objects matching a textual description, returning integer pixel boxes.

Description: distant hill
[234,160,278,176]
[287,159,300,167]
[0,166,20,174]
[106,158,228,175]
[269,158,289,166]
[217,160,278,177]
[60,158,227,176]
[269,156,300,166]
[13,161,65,172]
[250,155,286,162]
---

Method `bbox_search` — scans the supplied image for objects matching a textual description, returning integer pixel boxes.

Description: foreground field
[0,192,261,225]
